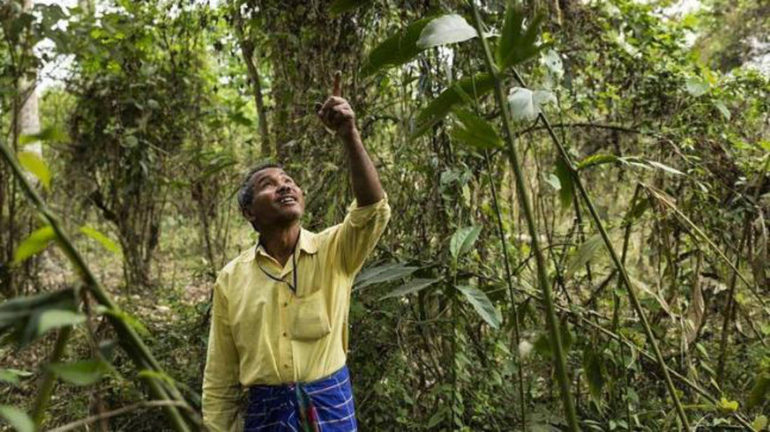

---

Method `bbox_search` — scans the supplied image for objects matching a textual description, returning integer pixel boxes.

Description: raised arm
[316,71,384,206]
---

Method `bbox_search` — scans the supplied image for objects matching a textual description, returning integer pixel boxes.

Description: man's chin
[276,208,303,223]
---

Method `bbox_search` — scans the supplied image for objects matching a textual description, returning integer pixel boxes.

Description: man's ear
[242,207,254,224]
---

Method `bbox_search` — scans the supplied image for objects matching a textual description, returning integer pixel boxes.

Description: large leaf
[507,87,555,122]
[36,309,86,337]
[13,225,56,265]
[361,17,434,76]
[379,278,439,300]
[456,285,501,329]
[450,109,502,151]
[17,151,51,190]
[583,348,605,403]
[47,359,110,386]
[80,225,122,255]
[413,73,495,138]
[0,406,34,432]
[416,14,477,49]
[354,262,419,290]
[496,5,546,69]
[450,225,482,260]
[685,77,709,97]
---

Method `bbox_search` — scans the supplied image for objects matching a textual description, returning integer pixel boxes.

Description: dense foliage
[0,0,769,430]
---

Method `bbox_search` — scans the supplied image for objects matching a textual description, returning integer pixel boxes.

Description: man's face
[245,167,305,230]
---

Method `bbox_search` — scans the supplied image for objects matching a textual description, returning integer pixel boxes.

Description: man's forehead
[252,167,290,181]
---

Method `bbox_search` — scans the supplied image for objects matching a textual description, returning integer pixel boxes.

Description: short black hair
[237,162,283,231]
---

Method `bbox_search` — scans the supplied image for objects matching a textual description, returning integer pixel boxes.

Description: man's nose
[277,184,291,194]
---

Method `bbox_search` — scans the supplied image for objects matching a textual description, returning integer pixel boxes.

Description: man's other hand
[316,71,356,135]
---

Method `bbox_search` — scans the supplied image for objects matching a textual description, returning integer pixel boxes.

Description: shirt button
[283,364,289,368]
[283,332,288,337]
[283,302,288,307]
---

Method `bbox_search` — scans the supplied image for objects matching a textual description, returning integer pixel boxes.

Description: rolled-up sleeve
[202,273,242,432]
[330,195,391,275]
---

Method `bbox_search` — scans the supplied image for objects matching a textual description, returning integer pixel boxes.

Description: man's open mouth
[278,196,297,205]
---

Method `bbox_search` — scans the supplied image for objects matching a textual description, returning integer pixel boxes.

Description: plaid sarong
[244,366,357,432]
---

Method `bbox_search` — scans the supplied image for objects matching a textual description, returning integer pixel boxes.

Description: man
[202,72,390,432]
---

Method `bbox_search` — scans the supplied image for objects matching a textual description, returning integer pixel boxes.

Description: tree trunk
[255,0,366,162]
[232,5,271,156]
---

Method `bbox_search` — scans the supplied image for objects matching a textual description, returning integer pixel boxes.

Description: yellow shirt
[202,197,390,432]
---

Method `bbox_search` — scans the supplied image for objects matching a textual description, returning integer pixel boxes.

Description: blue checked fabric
[244,366,357,432]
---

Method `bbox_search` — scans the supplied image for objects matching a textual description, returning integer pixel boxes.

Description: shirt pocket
[287,288,331,342]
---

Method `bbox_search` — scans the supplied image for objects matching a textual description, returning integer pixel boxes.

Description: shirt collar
[241,228,317,263]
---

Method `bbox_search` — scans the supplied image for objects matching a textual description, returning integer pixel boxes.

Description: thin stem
[470,6,580,431]
[0,138,195,432]
[612,184,642,333]
[31,326,72,427]
[483,150,527,429]
[47,400,190,432]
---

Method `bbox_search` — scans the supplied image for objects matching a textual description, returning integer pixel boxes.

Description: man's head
[237,163,305,232]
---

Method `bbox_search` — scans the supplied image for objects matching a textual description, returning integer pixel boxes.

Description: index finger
[332,70,341,97]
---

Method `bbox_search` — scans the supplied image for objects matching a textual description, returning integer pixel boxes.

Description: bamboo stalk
[0,138,194,432]
[470,6,580,431]
[483,150,528,428]
[507,62,690,427]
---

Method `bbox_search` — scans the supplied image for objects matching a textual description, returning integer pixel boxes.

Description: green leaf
[456,285,501,328]
[685,77,709,97]
[544,173,560,190]
[507,87,555,122]
[647,160,684,176]
[717,397,739,413]
[450,109,502,150]
[450,226,482,260]
[713,100,731,121]
[751,415,768,431]
[416,14,477,49]
[747,373,770,409]
[329,0,373,15]
[80,225,122,255]
[0,369,31,386]
[13,225,56,265]
[97,306,151,337]
[17,151,51,190]
[361,17,434,76]
[0,405,34,432]
[18,125,68,145]
[36,309,85,336]
[47,359,109,386]
[413,73,495,138]
[354,263,419,290]
[583,348,605,403]
[496,6,546,69]
[380,278,439,300]
[576,154,619,171]
[137,369,175,385]
[565,234,604,277]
